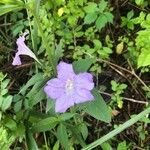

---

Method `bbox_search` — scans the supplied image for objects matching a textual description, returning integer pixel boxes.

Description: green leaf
[1,95,13,111]
[0,3,24,16]
[0,0,23,4]
[57,124,69,150]
[127,10,134,20]
[104,12,114,23]
[68,124,86,147]
[26,130,39,150]
[14,100,22,112]
[31,117,59,133]
[138,49,150,68]
[59,113,75,121]
[82,106,150,150]
[46,99,55,113]
[4,118,17,130]
[78,123,88,140]
[84,2,98,13]
[98,0,107,13]
[28,88,46,107]
[117,141,126,150]
[101,142,113,150]
[20,73,44,94]
[73,58,94,74]
[84,89,111,123]
[135,0,144,5]
[53,141,60,150]
[84,13,97,24]
[96,14,108,30]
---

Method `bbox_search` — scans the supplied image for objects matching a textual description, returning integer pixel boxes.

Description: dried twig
[100,91,148,105]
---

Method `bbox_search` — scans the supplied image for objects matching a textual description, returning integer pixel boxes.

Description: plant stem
[82,106,150,150]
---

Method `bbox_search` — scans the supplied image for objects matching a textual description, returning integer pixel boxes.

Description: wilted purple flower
[44,62,94,113]
[12,31,39,66]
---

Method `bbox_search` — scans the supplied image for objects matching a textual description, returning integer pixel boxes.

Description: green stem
[82,106,150,150]
[33,13,56,75]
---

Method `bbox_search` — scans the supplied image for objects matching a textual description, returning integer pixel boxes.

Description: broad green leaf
[84,2,98,13]
[84,89,111,123]
[96,14,108,30]
[104,12,114,23]
[138,49,150,68]
[31,117,59,133]
[101,142,113,150]
[117,141,126,150]
[73,58,94,74]
[1,95,13,111]
[93,39,102,49]
[127,10,134,20]
[4,118,17,130]
[135,0,144,5]
[57,124,69,150]
[14,100,22,112]
[84,13,97,24]
[1,79,10,89]
[98,0,107,13]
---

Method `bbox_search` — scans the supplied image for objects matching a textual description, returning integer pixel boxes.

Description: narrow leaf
[57,124,69,150]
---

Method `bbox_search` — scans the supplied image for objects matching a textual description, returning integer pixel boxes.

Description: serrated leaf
[84,13,97,24]
[57,124,69,150]
[96,14,108,30]
[73,58,94,74]
[84,2,98,13]
[98,0,107,13]
[104,12,114,23]
[84,89,111,123]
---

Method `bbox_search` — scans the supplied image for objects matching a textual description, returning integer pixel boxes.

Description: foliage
[110,80,127,109]
[0,0,150,149]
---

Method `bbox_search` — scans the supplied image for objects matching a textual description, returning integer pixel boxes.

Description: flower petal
[74,89,94,104]
[44,85,65,100]
[75,73,94,90]
[12,32,39,66]
[55,95,74,113]
[57,62,75,81]
[46,78,65,88]
[12,53,22,65]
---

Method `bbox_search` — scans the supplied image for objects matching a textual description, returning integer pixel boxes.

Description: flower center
[65,79,74,94]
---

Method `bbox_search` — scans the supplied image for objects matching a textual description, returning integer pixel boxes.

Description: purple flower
[44,62,94,113]
[12,31,39,66]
